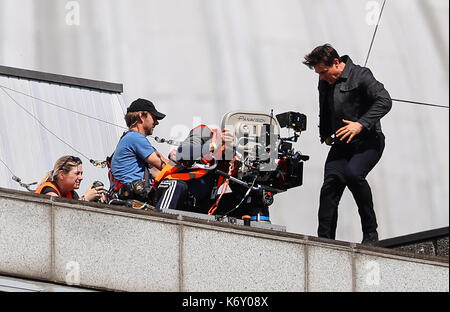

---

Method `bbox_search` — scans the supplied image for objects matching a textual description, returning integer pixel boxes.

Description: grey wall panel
[182,226,305,292]
[354,254,450,292]
[0,197,52,279]
[0,189,448,292]
[53,206,180,291]
[307,245,353,292]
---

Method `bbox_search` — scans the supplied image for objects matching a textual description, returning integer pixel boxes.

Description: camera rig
[106,110,309,230]
[210,110,309,222]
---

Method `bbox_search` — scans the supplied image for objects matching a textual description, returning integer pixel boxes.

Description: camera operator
[108,98,169,204]
[303,44,392,245]
[154,125,233,212]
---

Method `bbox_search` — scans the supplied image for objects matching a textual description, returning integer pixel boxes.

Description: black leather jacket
[318,55,392,144]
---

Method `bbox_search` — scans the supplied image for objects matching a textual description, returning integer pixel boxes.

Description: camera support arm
[279,132,300,143]
[215,169,284,194]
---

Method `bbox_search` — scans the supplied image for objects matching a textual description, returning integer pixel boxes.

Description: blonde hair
[37,155,82,187]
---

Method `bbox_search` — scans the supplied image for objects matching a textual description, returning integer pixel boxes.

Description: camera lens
[92,181,104,188]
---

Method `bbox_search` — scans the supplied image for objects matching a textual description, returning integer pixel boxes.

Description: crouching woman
[35,155,102,202]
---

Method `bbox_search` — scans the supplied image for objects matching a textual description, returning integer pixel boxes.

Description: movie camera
[216,110,309,220]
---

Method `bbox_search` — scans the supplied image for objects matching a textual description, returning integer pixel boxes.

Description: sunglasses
[61,156,82,169]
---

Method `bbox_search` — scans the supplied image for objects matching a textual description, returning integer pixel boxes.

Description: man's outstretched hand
[336,120,364,143]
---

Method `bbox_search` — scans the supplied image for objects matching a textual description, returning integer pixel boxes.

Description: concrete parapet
[1,188,448,292]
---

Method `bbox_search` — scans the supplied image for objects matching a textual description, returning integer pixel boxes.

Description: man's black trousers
[318,132,385,239]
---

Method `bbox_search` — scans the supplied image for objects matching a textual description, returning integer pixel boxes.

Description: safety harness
[106,154,124,194]
[106,131,152,202]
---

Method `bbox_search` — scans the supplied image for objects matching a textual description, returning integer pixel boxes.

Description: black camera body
[276,111,307,132]
[92,181,104,189]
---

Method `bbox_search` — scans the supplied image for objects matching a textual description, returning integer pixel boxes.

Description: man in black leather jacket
[303,44,392,245]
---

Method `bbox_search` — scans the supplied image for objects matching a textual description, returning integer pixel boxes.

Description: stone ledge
[1,187,448,292]
[1,187,448,268]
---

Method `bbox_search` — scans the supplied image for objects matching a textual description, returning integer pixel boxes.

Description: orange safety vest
[154,125,226,185]
[35,182,74,199]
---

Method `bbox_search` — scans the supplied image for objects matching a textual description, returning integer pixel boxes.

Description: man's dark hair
[303,44,340,69]
[124,111,148,128]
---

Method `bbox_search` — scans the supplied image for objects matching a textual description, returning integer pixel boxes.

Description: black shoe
[362,231,379,246]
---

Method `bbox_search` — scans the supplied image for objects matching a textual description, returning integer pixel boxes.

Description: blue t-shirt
[111,131,156,184]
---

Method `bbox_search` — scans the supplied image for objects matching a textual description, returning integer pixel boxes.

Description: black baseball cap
[127,98,166,120]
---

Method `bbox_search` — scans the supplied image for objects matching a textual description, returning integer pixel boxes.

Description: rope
[0,86,91,161]
[364,0,387,67]
[0,156,37,191]
[0,83,182,146]
[393,98,449,109]
[0,156,15,176]
[221,175,258,219]
[0,83,127,130]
